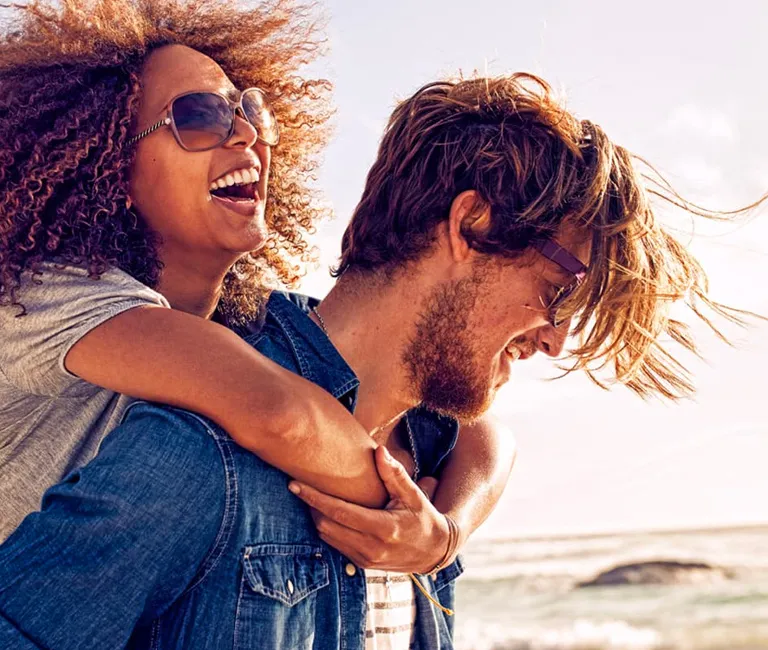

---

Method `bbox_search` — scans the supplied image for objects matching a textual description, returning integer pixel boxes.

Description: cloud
[663,104,737,143]
[668,156,724,186]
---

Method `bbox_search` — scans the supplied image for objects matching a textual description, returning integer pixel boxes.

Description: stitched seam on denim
[404,413,422,482]
[266,294,361,400]
[332,377,359,401]
[149,618,160,650]
[242,544,329,606]
[242,582,322,607]
[340,555,349,650]
[172,410,239,596]
[269,303,315,382]
[243,543,322,556]
[233,570,248,649]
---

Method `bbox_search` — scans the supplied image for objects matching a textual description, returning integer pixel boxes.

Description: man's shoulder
[245,292,320,378]
[121,401,225,438]
[247,297,304,377]
[115,402,232,480]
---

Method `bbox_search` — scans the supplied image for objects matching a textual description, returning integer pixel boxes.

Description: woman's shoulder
[0,262,169,397]
[12,262,170,309]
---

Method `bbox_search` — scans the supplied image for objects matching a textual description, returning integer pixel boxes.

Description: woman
[0,0,513,578]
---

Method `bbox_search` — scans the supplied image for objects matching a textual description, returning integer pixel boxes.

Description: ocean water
[453,525,768,650]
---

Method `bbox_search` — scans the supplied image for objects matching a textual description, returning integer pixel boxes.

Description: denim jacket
[0,293,462,650]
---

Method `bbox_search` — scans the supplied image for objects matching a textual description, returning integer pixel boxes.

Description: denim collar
[259,293,361,410]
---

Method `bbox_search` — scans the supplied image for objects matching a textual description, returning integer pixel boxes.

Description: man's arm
[432,414,517,551]
[0,404,226,650]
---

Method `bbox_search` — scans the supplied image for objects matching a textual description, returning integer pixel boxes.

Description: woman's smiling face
[129,44,271,270]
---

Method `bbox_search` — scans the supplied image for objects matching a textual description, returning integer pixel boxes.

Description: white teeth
[209,167,261,192]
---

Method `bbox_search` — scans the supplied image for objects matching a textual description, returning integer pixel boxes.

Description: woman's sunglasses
[127,87,279,151]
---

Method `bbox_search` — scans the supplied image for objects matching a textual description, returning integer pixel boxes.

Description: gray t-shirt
[0,263,170,541]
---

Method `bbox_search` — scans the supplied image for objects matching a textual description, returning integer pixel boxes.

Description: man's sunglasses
[531,239,588,328]
[127,87,279,151]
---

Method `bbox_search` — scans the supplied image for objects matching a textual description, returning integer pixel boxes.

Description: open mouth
[210,182,258,203]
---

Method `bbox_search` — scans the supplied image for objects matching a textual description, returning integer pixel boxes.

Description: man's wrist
[423,513,459,576]
[447,512,468,562]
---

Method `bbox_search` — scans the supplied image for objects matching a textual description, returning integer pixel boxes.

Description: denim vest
[128,293,463,649]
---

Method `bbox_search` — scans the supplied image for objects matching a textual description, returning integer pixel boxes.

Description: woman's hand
[288,446,452,574]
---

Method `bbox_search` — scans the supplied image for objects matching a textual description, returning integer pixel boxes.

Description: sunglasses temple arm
[127,117,172,145]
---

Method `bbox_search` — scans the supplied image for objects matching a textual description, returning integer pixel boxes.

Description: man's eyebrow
[223,88,240,101]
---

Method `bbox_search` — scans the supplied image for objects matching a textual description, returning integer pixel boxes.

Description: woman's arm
[65,305,388,508]
[284,414,517,573]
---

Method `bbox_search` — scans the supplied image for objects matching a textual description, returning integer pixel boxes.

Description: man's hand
[288,446,450,574]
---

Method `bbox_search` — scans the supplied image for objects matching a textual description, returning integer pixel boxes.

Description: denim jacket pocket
[241,543,329,606]
[235,544,330,650]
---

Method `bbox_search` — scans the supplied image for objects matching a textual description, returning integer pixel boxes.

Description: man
[0,73,727,649]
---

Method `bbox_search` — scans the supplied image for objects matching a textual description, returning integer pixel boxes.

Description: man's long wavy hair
[0,0,332,324]
[336,74,762,399]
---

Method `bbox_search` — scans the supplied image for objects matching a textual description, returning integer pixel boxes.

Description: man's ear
[447,190,491,262]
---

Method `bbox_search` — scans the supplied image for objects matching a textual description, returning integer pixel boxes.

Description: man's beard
[402,272,495,423]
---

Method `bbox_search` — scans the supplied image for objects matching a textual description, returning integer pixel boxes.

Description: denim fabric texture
[0,292,462,649]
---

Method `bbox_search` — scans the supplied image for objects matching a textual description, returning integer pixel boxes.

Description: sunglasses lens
[172,93,232,151]
[242,88,280,146]
[549,283,578,328]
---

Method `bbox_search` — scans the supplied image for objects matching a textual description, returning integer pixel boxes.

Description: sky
[297,0,768,538]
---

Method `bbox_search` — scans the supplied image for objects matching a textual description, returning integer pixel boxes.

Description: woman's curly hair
[0,0,332,324]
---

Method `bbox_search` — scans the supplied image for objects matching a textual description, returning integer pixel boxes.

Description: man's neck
[313,272,423,440]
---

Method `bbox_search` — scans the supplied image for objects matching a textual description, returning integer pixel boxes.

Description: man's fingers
[374,446,425,509]
[288,481,383,533]
[313,517,381,567]
[317,526,365,567]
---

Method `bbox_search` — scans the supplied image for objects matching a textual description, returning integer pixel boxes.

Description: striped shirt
[364,569,416,649]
